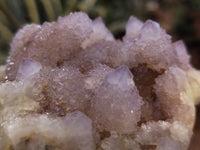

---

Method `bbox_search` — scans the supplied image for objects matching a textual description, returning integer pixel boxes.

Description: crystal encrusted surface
[0,12,200,150]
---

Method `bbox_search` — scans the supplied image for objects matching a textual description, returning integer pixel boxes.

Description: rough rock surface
[0,12,200,150]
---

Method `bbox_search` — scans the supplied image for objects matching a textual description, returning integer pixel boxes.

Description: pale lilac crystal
[16,58,42,80]
[123,16,143,41]
[173,40,191,69]
[6,24,41,80]
[84,64,113,90]
[90,65,143,133]
[28,66,91,115]
[106,65,135,91]
[81,17,114,49]
[6,12,93,81]
[0,12,200,150]
[154,66,195,127]
[140,20,161,40]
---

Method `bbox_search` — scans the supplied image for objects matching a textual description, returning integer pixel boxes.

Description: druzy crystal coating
[0,12,200,150]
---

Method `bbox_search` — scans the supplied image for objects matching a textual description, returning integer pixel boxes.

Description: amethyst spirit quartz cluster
[0,12,200,150]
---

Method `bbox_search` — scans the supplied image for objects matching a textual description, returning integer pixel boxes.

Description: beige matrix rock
[0,12,200,150]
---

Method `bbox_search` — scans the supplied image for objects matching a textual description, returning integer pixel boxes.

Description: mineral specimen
[0,12,200,150]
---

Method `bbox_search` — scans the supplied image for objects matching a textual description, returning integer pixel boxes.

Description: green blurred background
[0,0,200,149]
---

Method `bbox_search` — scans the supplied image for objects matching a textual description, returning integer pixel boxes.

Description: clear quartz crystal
[0,12,200,150]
